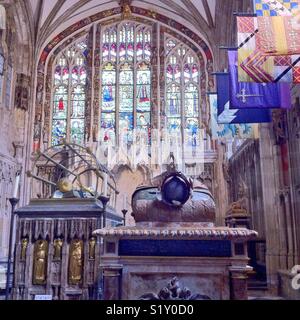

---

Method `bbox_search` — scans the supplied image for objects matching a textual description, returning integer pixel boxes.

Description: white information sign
[34,295,53,300]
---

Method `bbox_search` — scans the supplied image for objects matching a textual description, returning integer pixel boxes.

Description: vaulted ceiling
[27,0,216,51]
[20,0,253,69]
[28,0,216,29]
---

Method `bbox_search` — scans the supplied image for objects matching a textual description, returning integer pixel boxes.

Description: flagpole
[219,46,237,50]
[232,12,257,17]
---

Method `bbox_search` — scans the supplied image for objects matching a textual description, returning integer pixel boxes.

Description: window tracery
[51,39,88,146]
[165,37,200,149]
[100,22,152,146]
[48,20,208,157]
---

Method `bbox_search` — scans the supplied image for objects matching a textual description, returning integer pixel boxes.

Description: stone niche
[94,169,258,300]
[12,198,122,300]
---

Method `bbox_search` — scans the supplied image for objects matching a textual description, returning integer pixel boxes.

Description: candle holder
[98,194,110,228]
[5,197,19,300]
[121,209,128,226]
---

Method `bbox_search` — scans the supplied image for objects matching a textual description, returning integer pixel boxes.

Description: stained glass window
[101,22,152,145]
[137,62,151,141]
[165,39,200,148]
[101,63,116,144]
[51,39,87,146]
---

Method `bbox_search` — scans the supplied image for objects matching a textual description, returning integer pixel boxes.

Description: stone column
[259,124,282,294]
[101,265,123,300]
[229,266,251,300]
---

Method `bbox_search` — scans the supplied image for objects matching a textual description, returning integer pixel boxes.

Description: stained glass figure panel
[70,119,85,145]
[185,118,199,147]
[101,112,116,130]
[102,65,116,113]
[71,98,85,118]
[167,85,181,117]
[120,85,134,112]
[119,66,133,113]
[119,65,133,83]
[102,85,116,112]
[52,119,67,145]
[101,112,116,143]
[119,112,134,144]
[167,117,181,132]
[53,86,68,119]
[184,84,199,118]
[137,112,151,128]
[137,64,151,112]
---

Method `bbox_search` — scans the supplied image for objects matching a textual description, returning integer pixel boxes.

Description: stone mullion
[151,23,159,131]
[93,24,101,142]
[85,26,95,144]
[116,25,121,148]
[66,58,72,143]
[44,60,53,149]
[133,26,137,130]
[33,70,45,153]
[259,124,282,293]
[181,52,185,168]
[159,27,165,130]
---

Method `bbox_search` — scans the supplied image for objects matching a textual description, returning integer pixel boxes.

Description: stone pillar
[229,266,250,300]
[259,124,281,294]
[101,265,123,300]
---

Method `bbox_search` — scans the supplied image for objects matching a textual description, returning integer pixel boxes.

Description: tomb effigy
[94,162,258,300]
[12,143,122,300]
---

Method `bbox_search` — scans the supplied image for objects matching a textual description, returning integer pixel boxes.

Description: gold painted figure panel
[68,239,83,285]
[33,240,48,285]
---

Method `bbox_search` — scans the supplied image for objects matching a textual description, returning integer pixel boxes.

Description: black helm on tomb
[161,172,191,207]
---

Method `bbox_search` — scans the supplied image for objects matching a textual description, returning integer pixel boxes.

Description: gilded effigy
[88,237,96,260]
[68,240,83,285]
[20,238,28,261]
[53,239,63,260]
[33,240,48,285]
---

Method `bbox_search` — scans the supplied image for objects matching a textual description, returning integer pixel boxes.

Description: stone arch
[33,6,214,153]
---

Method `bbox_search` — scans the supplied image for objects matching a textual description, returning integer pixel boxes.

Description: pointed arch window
[165,38,200,148]
[100,22,152,145]
[51,39,87,146]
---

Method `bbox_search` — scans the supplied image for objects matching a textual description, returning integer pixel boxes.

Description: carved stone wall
[0,1,33,291]
[0,155,18,289]
[227,102,300,297]
[228,140,265,237]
